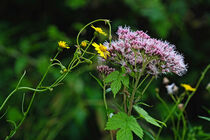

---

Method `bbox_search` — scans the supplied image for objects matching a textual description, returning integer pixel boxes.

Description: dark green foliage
[0,0,209,139]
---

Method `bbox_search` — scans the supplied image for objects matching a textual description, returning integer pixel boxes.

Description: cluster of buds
[102,26,187,76]
[97,65,115,76]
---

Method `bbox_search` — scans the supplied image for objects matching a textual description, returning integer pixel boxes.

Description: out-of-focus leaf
[198,116,210,122]
[66,0,87,10]
[37,56,49,75]
[7,107,22,122]
[15,57,27,74]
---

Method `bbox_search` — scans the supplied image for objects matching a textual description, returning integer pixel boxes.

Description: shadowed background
[0,0,210,139]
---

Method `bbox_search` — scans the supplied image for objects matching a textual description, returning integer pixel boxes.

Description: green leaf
[120,74,129,88]
[128,116,144,139]
[15,57,27,74]
[136,102,152,108]
[105,112,126,130]
[198,116,210,122]
[7,107,22,122]
[143,129,156,140]
[117,127,133,140]
[111,80,122,97]
[134,105,161,128]
[105,112,143,140]
[105,71,119,83]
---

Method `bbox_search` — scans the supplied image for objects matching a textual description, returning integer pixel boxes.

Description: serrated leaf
[105,112,143,140]
[117,127,133,140]
[105,112,126,130]
[121,74,129,88]
[121,66,126,74]
[128,116,144,139]
[111,80,122,97]
[105,71,119,83]
[134,105,161,128]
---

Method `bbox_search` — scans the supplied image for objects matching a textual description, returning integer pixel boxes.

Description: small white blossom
[109,113,114,118]
[166,83,178,95]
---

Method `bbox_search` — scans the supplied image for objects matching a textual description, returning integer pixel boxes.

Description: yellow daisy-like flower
[181,84,196,92]
[81,41,87,47]
[58,41,70,49]
[91,25,107,36]
[92,42,110,59]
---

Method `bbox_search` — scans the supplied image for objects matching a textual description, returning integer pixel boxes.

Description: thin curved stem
[0,89,17,111]
[76,19,109,47]
[156,95,183,140]
[0,71,26,111]
[5,51,60,140]
[135,76,154,103]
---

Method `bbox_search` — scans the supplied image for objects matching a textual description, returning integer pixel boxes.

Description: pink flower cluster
[103,26,187,76]
[97,65,115,76]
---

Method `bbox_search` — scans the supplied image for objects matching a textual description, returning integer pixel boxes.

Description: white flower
[166,83,178,94]
[109,113,114,118]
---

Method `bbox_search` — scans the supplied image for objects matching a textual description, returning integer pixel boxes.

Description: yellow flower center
[99,44,107,52]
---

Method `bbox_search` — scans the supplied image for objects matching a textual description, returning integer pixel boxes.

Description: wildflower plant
[94,26,209,140]
[0,19,112,140]
[1,19,209,140]
[155,65,210,140]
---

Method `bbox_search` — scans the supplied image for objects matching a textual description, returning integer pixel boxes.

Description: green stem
[156,92,178,140]
[76,19,110,47]
[103,83,108,111]
[156,65,210,140]
[0,71,26,112]
[136,73,149,90]
[135,76,154,103]
[181,113,187,140]
[0,89,17,111]
[156,93,185,140]
[5,51,60,140]
[127,63,146,115]
[179,64,210,118]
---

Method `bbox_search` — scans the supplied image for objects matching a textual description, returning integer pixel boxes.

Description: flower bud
[178,103,184,111]
[49,87,53,91]
[85,59,92,64]
[163,77,170,85]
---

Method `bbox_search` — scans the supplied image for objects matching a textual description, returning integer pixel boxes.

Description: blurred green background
[0,0,210,139]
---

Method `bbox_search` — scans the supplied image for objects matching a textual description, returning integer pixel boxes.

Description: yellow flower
[81,41,87,47]
[91,25,107,36]
[181,84,196,92]
[58,41,70,49]
[92,42,110,59]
